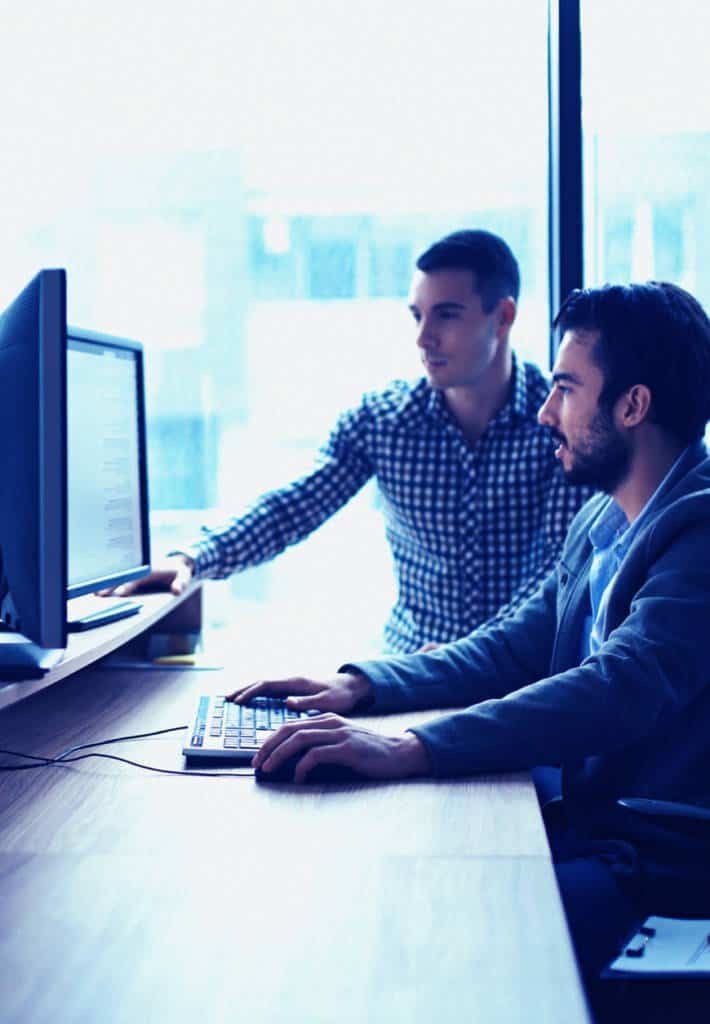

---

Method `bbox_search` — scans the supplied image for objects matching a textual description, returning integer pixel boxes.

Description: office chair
[617,797,710,840]
[595,799,710,1023]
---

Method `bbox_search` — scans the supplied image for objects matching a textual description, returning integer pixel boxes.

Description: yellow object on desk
[153,654,198,666]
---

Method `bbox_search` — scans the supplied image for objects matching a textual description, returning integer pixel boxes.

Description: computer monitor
[66,327,151,627]
[0,270,152,680]
[0,269,67,677]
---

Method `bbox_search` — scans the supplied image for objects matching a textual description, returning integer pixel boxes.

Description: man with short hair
[114,230,591,652]
[231,281,710,999]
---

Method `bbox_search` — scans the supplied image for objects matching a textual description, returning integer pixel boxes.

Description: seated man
[108,229,591,653]
[230,281,710,1002]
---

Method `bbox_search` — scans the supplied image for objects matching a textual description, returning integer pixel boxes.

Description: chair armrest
[617,797,710,838]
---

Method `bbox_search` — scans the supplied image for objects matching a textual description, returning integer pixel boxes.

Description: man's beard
[554,406,632,492]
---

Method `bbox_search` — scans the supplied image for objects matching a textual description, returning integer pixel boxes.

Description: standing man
[114,230,591,652]
[231,281,710,1002]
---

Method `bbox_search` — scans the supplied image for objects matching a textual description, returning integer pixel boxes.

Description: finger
[284,691,337,712]
[226,678,303,704]
[228,676,322,704]
[173,562,194,593]
[256,724,342,770]
[171,573,188,595]
[225,681,273,704]
[293,742,353,784]
[253,719,344,771]
[253,717,344,767]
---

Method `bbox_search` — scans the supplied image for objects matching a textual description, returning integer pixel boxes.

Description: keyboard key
[184,695,309,760]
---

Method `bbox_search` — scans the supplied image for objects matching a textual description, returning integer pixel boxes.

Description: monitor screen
[0,269,67,677]
[66,328,150,599]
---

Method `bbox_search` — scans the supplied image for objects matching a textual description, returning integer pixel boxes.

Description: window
[582,1,710,307]
[1,2,549,657]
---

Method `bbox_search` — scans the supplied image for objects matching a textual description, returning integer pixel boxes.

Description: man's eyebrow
[552,370,584,385]
[408,301,467,313]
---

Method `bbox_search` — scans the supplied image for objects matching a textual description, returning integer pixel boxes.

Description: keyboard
[182,694,308,762]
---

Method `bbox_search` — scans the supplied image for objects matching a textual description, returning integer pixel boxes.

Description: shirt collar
[424,351,526,427]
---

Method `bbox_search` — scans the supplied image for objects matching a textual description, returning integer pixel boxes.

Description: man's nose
[416,319,436,349]
[537,390,557,427]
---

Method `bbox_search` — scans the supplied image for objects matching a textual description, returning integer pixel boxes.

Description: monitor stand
[0,632,65,680]
[67,595,143,632]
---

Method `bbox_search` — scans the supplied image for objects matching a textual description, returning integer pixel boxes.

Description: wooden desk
[0,655,590,1023]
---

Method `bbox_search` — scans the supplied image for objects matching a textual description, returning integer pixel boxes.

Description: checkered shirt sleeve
[186,359,594,652]
[187,402,378,578]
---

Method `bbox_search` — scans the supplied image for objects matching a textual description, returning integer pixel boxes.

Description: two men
[115,230,590,651]
[231,282,710,994]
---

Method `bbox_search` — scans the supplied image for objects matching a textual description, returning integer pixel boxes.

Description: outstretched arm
[188,404,375,580]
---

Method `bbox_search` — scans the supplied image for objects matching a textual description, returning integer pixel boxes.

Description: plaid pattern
[189,354,594,652]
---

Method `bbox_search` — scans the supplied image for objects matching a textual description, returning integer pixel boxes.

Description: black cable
[0,725,255,778]
[54,725,188,761]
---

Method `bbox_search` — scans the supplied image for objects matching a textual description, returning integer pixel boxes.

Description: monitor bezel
[65,326,151,599]
[39,270,68,644]
[0,267,67,674]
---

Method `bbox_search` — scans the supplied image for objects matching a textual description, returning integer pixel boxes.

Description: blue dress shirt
[584,447,691,657]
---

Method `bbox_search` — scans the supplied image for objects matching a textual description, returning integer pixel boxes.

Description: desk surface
[0,660,590,1023]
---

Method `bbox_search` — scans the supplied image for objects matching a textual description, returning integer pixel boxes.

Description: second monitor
[66,327,151,630]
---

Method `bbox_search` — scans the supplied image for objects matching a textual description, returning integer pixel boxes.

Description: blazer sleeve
[345,567,559,713]
[408,508,710,777]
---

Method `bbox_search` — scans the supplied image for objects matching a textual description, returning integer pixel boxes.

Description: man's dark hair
[416,230,520,312]
[554,282,710,444]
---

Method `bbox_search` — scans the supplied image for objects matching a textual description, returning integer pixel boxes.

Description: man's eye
[439,311,460,320]
[556,384,571,395]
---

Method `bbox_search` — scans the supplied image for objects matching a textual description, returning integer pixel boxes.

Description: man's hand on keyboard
[226,671,373,715]
[251,713,430,784]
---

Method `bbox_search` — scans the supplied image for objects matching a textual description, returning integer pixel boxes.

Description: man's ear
[616,384,652,428]
[496,296,517,336]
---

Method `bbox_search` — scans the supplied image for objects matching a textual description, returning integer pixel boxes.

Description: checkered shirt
[188,354,594,653]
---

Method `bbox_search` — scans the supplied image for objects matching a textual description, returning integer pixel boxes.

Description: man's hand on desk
[226,672,431,783]
[97,554,194,597]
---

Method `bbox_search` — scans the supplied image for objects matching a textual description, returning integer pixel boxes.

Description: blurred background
[1,0,708,663]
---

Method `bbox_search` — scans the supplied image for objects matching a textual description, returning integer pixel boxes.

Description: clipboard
[603,916,710,979]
